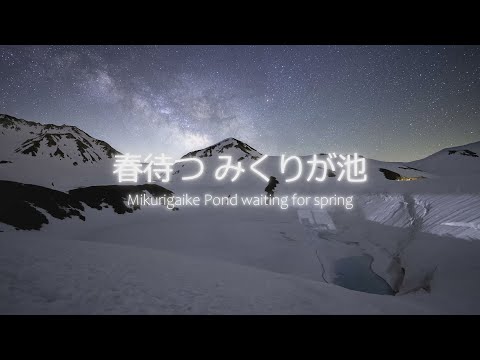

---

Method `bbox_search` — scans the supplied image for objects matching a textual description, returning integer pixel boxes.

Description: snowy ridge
[0,114,120,165]
[0,114,122,190]
[408,141,480,176]
[182,137,262,161]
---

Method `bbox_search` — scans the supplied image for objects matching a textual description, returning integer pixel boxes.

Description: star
[0,45,479,161]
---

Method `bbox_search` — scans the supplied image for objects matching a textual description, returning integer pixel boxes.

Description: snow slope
[0,114,121,190]
[408,141,480,176]
[1,114,480,314]
[0,227,441,314]
[2,202,480,314]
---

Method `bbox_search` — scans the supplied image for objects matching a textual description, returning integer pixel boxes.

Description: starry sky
[0,45,479,161]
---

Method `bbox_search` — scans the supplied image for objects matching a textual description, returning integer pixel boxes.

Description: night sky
[1,45,479,161]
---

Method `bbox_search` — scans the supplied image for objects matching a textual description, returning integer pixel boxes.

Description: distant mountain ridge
[0,114,120,166]
[1,113,479,190]
[407,140,480,175]
[1,113,480,232]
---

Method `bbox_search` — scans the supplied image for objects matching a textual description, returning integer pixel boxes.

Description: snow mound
[408,141,480,176]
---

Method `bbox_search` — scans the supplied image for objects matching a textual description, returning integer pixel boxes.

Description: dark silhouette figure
[264,176,279,204]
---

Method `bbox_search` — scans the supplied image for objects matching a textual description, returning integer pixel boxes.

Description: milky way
[0,45,479,161]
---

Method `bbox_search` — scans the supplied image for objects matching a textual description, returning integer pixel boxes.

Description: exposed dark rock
[234,140,258,155]
[93,139,120,158]
[75,139,90,162]
[54,147,65,158]
[0,181,173,230]
[448,149,478,157]
[0,160,12,164]
[69,184,173,215]
[0,115,22,130]
[317,166,336,177]
[219,143,233,152]
[379,168,402,180]
[379,168,426,181]
[45,134,58,147]
[182,138,261,160]
[398,166,423,171]
[82,138,92,147]
[17,140,41,156]
[0,180,85,230]
[1,114,39,129]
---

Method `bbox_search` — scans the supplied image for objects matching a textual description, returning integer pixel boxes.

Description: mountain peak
[0,113,121,165]
[181,137,262,161]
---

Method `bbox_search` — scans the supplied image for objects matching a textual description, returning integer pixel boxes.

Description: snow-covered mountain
[172,138,425,195]
[0,114,122,190]
[170,137,480,195]
[2,113,479,192]
[0,115,173,230]
[182,137,262,161]
[0,114,120,165]
[1,114,480,314]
